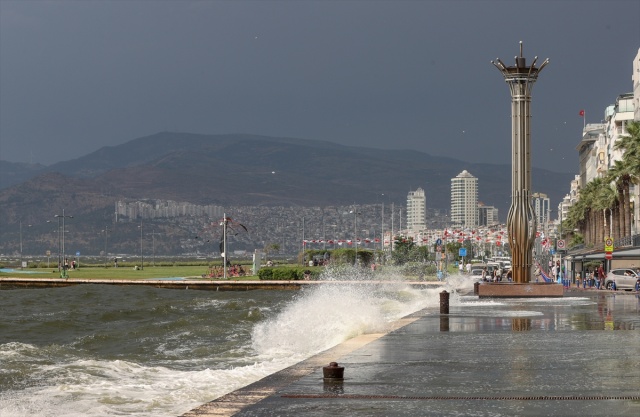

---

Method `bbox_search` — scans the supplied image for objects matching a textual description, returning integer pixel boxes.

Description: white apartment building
[406,188,427,231]
[607,93,635,165]
[575,123,606,187]
[451,170,478,228]
[566,49,640,235]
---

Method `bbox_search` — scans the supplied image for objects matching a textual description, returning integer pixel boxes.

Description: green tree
[264,243,280,261]
[612,120,640,239]
[391,235,415,265]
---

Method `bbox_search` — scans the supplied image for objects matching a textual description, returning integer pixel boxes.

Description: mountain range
[0,132,574,256]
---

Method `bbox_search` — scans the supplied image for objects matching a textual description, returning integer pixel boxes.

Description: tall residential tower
[406,188,426,231]
[451,170,478,228]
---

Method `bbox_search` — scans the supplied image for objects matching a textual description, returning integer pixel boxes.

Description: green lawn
[0,265,259,281]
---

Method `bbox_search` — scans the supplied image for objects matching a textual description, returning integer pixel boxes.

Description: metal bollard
[323,362,344,381]
[440,290,449,315]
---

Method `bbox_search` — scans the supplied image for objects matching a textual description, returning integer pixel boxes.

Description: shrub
[258,267,321,280]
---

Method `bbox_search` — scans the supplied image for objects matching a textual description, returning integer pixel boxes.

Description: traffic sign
[436,238,442,246]
[605,253,613,260]
[459,248,467,257]
[604,237,614,252]
[557,239,565,249]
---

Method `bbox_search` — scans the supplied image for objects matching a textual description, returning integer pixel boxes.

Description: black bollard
[323,362,344,381]
[474,281,480,295]
[440,290,449,315]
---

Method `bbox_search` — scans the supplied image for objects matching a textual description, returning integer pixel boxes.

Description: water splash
[252,265,444,357]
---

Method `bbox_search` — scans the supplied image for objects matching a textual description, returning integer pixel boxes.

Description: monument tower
[492,42,549,284]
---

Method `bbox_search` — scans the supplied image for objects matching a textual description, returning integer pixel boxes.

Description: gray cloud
[1,0,638,172]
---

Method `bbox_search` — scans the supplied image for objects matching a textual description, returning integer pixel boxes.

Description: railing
[616,234,640,248]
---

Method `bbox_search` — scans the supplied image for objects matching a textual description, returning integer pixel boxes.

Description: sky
[1,0,638,172]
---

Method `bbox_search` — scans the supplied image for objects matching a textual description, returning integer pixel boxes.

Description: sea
[0,267,463,417]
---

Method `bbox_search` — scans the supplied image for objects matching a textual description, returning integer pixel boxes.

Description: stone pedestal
[477,282,563,298]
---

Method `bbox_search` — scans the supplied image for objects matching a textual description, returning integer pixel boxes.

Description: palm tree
[613,120,640,238]
[594,181,616,243]
[606,160,631,238]
[565,199,586,239]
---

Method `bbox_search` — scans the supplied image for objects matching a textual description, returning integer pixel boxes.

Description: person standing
[597,263,605,289]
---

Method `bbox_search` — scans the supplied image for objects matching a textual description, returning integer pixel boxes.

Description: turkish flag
[579,109,585,116]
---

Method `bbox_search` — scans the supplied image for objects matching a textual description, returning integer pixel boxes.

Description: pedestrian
[597,263,605,289]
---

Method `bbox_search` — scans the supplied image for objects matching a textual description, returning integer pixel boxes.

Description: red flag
[579,109,585,116]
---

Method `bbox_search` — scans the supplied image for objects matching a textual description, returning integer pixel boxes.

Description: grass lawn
[0,265,260,281]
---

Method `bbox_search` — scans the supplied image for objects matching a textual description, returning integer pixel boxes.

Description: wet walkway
[184,291,640,416]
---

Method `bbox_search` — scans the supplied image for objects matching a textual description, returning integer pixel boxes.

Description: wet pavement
[184,291,640,416]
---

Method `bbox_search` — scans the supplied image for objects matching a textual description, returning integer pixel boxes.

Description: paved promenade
[184,290,640,416]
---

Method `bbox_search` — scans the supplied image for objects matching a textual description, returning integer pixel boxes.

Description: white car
[604,268,639,290]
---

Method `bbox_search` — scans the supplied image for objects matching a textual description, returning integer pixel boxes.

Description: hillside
[0,132,574,256]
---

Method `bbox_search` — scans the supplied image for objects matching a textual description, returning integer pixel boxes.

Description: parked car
[470,263,499,280]
[604,268,639,290]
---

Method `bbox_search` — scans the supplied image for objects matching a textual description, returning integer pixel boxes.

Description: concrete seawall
[0,277,445,291]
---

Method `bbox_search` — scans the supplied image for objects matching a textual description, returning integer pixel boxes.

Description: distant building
[406,188,426,231]
[451,170,478,228]
[575,123,606,187]
[477,202,499,227]
[634,47,640,121]
[531,192,550,231]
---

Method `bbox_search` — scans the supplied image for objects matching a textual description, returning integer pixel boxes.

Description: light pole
[301,216,305,266]
[148,230,161,266]
[139,218,144,270]
[101,227,109,268]
[350,207,361,266]
[221,214,228,279]
[54,209,73,278]
[19,221,31,268]
[47,219,60,271]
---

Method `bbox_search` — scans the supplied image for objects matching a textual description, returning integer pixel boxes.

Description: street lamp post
[301,216,305,266]
[101,227,109,268]
[350,207,361,266]
[18,221,33,269]
[148,230,161,266]
[54,209,73,278]
[221,214,228,279]
[139,219,144,270]
[47,219,60,271]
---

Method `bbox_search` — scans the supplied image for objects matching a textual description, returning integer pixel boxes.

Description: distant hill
[0,132,575,256]
[0,160,47,189]
[0,131,573,212]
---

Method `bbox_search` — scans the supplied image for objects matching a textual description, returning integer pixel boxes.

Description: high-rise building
[531,192,550,231]
[478,202,499,227]
[406,188,426,231]
[451,170,478,228]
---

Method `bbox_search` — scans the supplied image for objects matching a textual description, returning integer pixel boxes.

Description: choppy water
[0,268,449,416]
